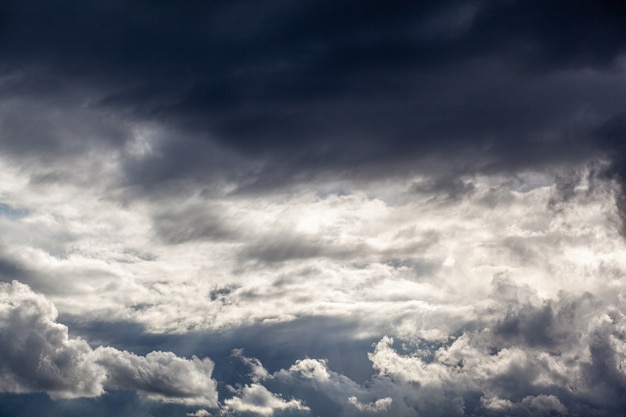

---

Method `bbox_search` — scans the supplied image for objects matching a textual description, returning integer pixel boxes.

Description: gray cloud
[151,203,237,245]
[0,281,106,399]
[0,1,625,199]
[94,349,217,406]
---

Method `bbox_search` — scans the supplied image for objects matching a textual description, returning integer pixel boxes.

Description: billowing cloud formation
[247,283,626,416]
[404,284,626,416]
[188,410,213,417]
[0,281,106,399]
[94,349,217,406]
[347,396,393,413]
[213,262,625,416]
[0,281,218,406]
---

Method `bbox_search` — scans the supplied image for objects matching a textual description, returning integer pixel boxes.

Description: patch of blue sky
[0,203,29,219]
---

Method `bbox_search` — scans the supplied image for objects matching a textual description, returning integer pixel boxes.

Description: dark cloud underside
[1,0,626,191]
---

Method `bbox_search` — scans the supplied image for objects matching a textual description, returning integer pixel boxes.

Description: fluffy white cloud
[0,281,218,406]
[231,349,272,383]
[363,287,626,414]
[275,358,365,401]
[347,396,393,413]
[187,410,212,417]
[223,383,309,416]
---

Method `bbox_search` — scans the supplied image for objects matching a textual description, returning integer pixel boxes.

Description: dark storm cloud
[0,71,132,162]
[409,176,476,201]
[593,112,626,234]
[2,0,626,193]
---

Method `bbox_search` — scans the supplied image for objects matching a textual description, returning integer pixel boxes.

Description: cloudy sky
[1,1,626,416]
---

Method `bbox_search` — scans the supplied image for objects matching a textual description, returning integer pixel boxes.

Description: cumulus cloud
[272,358,396,416]
[230,266,626,416]
[0,280,106,399]
[0,281,218,407]
[187,410,212,417]
[232,349,272,383]
[362,290,626,415]
[521,395,568,415]
[347,396,393,413]
[223,383,309,416]
[93,348,217,406]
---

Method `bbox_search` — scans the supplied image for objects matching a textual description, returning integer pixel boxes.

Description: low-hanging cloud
[225,272,626,417]
[0,280,218,407]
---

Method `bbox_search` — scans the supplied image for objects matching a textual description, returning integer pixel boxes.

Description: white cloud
[223,384,309,416]
[275,357,401,416]
[0,280,106,399]
[276,358,364,399]
[187,410,212,417]
[347,396,392,413]
[232,348,272,382]
[261,276,626,415]
[480,395,513,411]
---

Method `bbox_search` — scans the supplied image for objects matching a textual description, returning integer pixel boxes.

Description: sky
[1,1,626,416]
